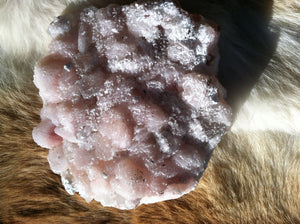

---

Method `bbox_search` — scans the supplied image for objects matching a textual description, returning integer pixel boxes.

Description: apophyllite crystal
[32,0,232,209]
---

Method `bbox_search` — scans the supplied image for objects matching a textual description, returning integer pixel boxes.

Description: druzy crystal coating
[32,0,232,209]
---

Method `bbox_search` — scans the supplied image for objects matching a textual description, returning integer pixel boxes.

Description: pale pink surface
[33,0,232,209]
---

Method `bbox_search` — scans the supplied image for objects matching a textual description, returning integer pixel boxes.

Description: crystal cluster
[32,0,232,209]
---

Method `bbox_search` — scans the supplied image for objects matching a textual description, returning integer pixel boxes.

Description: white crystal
[32,0,232,209]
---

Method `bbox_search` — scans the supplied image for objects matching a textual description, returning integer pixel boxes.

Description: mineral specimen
[32,0,232,209]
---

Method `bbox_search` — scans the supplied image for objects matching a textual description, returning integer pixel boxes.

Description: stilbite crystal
[32,0,232,209]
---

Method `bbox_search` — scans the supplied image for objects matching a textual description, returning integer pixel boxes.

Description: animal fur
[0,0,299,223]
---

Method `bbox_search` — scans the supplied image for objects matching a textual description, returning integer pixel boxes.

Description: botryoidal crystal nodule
[32,0,232,209]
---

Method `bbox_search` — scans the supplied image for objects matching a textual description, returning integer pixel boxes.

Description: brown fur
[0,0,299,223]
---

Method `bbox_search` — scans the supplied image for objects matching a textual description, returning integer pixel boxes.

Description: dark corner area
[179,0,278,115]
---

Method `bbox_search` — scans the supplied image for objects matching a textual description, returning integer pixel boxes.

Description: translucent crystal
[32,0,232,209]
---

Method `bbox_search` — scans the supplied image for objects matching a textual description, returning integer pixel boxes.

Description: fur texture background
[0,0,299,223]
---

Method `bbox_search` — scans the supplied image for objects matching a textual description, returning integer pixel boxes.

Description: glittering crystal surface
[32,0,232,209]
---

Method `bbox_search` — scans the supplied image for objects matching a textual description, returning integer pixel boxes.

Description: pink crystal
[32,0,232,209]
